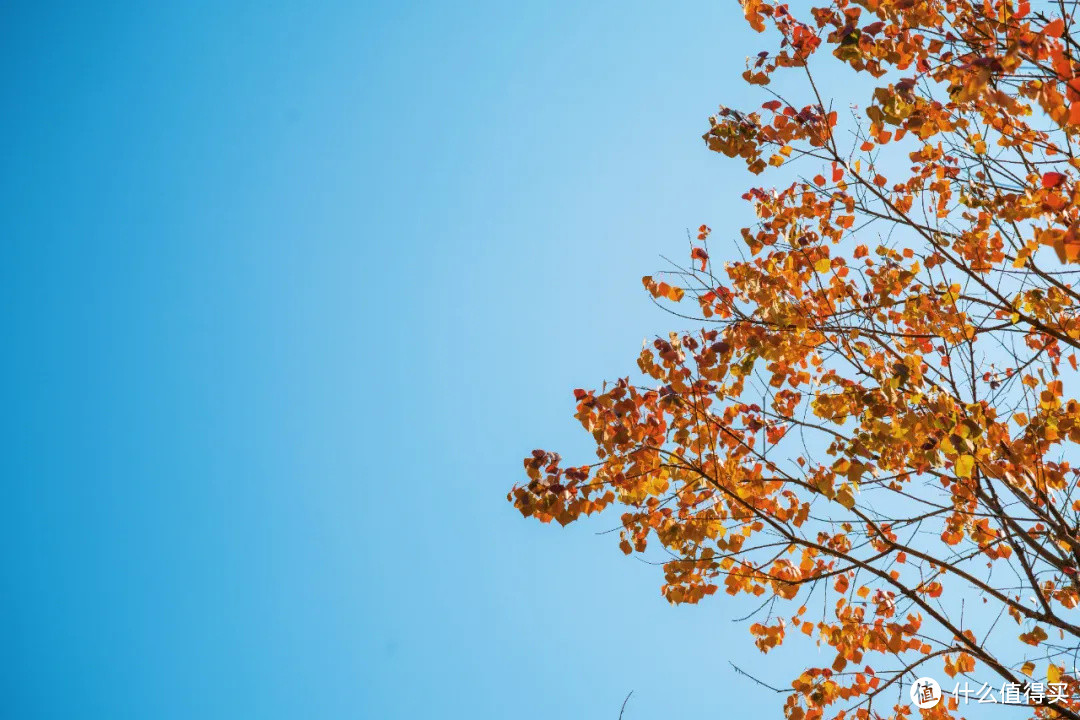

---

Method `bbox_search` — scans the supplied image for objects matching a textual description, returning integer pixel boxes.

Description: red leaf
[1043,172,1067,188]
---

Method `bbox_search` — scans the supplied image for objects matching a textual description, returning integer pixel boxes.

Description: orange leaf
[1020,627,1048,646]
[956,653,975,673]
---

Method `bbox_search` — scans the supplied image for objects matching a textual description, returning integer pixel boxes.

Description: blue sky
[0,2,854,717]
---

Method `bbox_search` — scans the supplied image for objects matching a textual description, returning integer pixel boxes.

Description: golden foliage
[511,3,1080,719]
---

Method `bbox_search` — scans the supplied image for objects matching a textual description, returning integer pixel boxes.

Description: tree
[509,2,1080,719]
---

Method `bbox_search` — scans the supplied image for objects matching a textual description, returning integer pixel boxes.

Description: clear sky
[1,2,846,717]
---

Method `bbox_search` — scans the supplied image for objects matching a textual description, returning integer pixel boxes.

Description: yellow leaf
[814,258,832,273]
[956,455,975,478]
[1049,664,1061,684]
[1021,661,1035,677]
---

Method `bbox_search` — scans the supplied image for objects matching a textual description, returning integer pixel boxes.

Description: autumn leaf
[691,247,709,271]
[1049,664,1062,684]
[1042,172,1067,189]
[955,455,975,478]
[1070,102,1080,126]
[1020,627,1048,646]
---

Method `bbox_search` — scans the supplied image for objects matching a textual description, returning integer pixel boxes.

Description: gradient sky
[1,2,869,718]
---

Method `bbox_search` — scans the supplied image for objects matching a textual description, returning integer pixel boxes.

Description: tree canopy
[510,2,1080,718]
